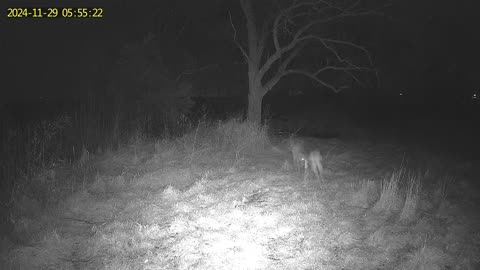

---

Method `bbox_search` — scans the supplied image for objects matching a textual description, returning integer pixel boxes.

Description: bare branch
[176,64,218,81]
[345,0,362,12]
[240,0,263,68]
[322,38,374,66]
[283,69,339,92]
[271,0,330,53]
[291,10,375,42]
[314,66,367,75]
[279,44,304,73]
[343,69,365,87]
[229,10,237,41]
[257,38,300,81]
[239,0,248,17]
[241,0,380,100]
[272,8,282,52]
[264,44,305,91]
[258,10,277,61]
[267,63,365,93]
[292,34,374,72]
[229,10,249,62]
[257,1,376,82]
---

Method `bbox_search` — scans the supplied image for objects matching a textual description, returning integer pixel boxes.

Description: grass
[373,167,404,213]
[402,244,451,270]
[370,166,423,224]
[349,179,377,208]
[1,117,478,270]
[215,117,270,161]
[399,172,422,223]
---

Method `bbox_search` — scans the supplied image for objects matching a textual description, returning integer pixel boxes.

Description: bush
[215,117,269,160]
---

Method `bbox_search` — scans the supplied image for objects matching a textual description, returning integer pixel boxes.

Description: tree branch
[264,44,305,91]
[228,10,249,62]
[343,69,365,87]
[241,0,380,97]
[258,11,277,63]
[295,35,374,71]
[176,64,218,82]
[283,69,341,92]
[257,0,377,83]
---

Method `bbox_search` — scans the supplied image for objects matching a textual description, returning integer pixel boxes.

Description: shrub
[215,117,269,160]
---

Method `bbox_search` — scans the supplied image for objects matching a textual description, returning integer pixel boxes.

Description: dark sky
[2,0,479,104]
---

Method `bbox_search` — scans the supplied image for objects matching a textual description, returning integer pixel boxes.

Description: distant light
[473,93,478,100]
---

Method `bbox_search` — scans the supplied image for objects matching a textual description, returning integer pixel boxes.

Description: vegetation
[1,1,478,269]
[235,0,378,122]
[1,114,477,269]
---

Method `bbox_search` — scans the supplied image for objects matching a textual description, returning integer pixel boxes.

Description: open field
[1,120,478,269]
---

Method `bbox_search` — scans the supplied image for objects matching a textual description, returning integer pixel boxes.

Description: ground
[1,136,479,269]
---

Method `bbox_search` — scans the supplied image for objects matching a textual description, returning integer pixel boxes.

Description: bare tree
[234,0,378,123]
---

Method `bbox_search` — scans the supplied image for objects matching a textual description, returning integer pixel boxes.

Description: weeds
[373,167,405,213]
[402,243,451,270]
[350,179,377,208]
[174,117,269,165]
[215,117,269,161]
[399,173,422,223]
[177,121,210,164]
[433,175,454,205]
[371,166,423,224]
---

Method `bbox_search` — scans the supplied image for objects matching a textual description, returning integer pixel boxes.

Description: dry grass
[400,244,452,270]
[349,179,378,208]
[432,175,455,205]
[372,167,423,223]
[373,168,405,213]
[174,117,269,166]
[399,173,422,223]
[176,121,210,163]
[2,118,477,270]
[215,117,269,161]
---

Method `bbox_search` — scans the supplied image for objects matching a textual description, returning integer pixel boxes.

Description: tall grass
[215,117,269,161]
[0,92,269,246]
[373,168,404,213]
[371,167,423,223]
[0,95,268,209]
[0,96,135,209]
[176,117,270,165]
[398,172,422,222]
[0,115,71,191]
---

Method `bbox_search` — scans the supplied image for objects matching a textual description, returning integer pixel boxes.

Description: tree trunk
[247,84,264,123]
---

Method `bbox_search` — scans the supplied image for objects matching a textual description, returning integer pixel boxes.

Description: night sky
[2,0,479,106]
